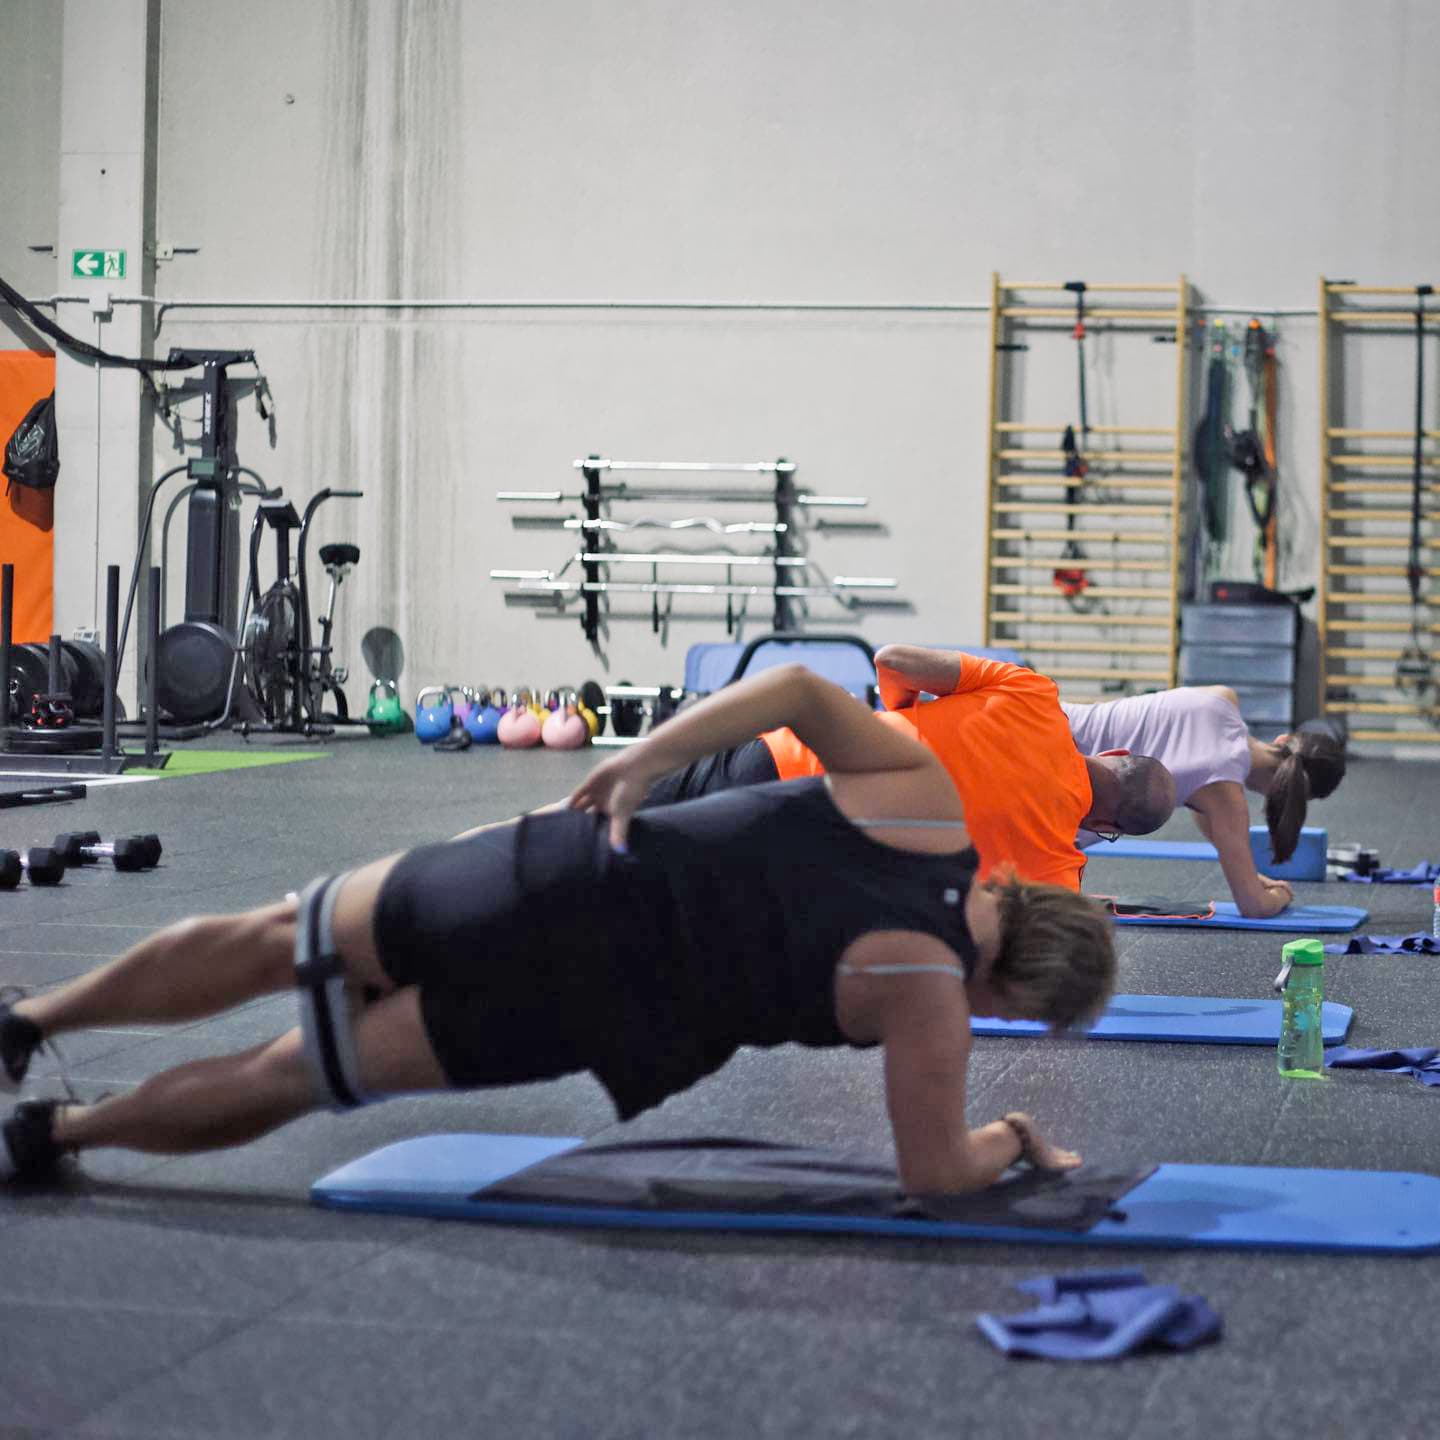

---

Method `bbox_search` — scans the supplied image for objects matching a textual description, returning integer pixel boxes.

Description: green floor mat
[127,750,331,777]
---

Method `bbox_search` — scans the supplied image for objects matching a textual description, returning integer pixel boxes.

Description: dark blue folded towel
[1325,1047,1440,1087]
[1324,934,1440,955]
[976,1268,1222,1361]
[1340,862,1440,886]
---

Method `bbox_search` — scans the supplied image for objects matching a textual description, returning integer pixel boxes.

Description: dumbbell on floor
[54,832,162,872]
[0,848,67,888]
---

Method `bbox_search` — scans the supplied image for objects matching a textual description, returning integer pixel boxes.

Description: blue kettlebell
[453,686,480,731]
[467,687,503,744]
[415,685,455,744]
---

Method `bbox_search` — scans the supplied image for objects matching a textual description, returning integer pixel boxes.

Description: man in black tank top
[2,667,1115,1197]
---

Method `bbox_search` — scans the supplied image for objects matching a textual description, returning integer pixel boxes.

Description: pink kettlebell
[542,702,590,750]
[497,703,543,749]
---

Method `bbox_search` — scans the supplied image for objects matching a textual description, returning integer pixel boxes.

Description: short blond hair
[990,873,1116,1031]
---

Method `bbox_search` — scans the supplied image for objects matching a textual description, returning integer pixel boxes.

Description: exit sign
[72,249,126,279]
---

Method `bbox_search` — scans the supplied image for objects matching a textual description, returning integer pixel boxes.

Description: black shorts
[371,816,648,1092]
[640,736,780,809]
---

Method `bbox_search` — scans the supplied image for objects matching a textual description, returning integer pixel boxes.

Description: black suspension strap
[1193,321,1231,587]
[1228,319,1275,585]
[1397,285,1435,702]
[1408,287,1432,611]
[1053,281,1092,605]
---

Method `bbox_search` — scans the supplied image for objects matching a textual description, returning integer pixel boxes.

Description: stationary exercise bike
[239,487,362,734]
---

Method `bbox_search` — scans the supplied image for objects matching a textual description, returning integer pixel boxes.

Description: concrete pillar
[53,0,158,701]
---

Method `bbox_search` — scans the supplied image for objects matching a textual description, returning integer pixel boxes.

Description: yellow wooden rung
[990,584,1174,602]
[990,528,1170,545]
[993,475,1176,491]
[1042,666,1172,682]
[1326,701,1440,715]
[987,611,1173,629]
[995,449,1177,465]
[1323,619,1440,633]
[991,501,1172,517]
[1347,729,1440,742]
[999,306,1180,322]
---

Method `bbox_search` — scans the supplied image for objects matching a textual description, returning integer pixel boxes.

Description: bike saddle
[319,542,360,567]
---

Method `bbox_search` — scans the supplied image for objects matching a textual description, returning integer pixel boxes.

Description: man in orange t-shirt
[640,646,1176,890]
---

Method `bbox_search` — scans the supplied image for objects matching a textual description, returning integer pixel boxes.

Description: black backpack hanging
[3,391,60,493]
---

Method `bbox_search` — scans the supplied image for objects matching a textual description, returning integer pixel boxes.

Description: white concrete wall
[0,0,63,303]
[6,0,1439,709]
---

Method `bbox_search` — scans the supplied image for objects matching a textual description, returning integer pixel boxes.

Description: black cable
[0,273,193,373]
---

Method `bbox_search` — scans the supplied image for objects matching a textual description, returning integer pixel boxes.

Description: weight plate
[609,680,645,738]
[155,621,235,724]
[61,639,108,718]
[579,679,607,735]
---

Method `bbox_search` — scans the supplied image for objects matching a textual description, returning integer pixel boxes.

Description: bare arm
[571,665,955,848]
[1189,781,1293,917]
[873,645,966,711]
[839,933,1079,1192]
[874,645,963,711]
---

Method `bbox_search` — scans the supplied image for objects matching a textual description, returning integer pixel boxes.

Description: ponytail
[1264,732,1347,863]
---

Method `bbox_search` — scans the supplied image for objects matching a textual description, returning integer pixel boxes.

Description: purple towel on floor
[1324,934,1440,956]
[975,1268,1222,1361]
[1340,862,1440,886]
[1325,1047,1440,1087]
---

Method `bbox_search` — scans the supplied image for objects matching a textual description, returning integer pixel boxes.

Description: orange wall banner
[0,349,56,642]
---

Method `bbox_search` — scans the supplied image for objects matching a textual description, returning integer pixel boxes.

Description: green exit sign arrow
[72,249,126,279]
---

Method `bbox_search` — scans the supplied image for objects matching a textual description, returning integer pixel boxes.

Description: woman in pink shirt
[1063,686,1346,918]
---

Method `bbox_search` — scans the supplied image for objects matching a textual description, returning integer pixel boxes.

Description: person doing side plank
[0,667,1115,1195]
[1064,687,1346,919]
[639,647,1177,890]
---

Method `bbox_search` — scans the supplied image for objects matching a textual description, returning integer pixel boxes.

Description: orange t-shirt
[760,655,1092,889]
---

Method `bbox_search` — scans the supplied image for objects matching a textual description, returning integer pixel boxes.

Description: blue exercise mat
[1094,838,1219,861]
[1090,827,1327,881]
[971,994,1354,1046]
[312,1135,1440,1254]
[1110,903,1367,933]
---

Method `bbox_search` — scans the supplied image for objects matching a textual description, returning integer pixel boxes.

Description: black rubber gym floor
[1,738,1436,1437]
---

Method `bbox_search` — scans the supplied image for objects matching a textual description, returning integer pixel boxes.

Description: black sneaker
[0,989,43,1094]
[0,1100,64,1183]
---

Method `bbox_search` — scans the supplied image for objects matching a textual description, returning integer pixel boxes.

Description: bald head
[1084,753,1176,836]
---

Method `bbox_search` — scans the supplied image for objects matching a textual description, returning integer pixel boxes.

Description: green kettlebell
[366,679,406,735]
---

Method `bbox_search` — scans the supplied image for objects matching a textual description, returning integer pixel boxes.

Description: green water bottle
[1275,937,1326,1079]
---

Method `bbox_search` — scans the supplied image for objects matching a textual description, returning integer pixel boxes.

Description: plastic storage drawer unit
[1179,644,1296,686]
[1181,603,1298,647]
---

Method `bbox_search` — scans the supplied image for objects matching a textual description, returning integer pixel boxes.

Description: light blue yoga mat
[1091,826,1328,882]
[1111,903,1367,933]
[1095,838,1219,861]
[312,1134,1440,1254]
[972,994,1354,1045]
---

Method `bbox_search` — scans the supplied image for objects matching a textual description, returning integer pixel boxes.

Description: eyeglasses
[1090,826,1123,844]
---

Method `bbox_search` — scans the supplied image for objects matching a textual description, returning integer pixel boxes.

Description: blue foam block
[1111,903,1367,933]
[971,994,1354,1046]
[311,1135,1440,1253]
[1092,826,1327,881]
[1249,826,1327,881]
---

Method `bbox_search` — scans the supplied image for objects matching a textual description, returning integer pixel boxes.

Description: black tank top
[516,776,980,1119]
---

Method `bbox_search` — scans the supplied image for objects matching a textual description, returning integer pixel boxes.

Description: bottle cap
[1282,938,1325,966]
